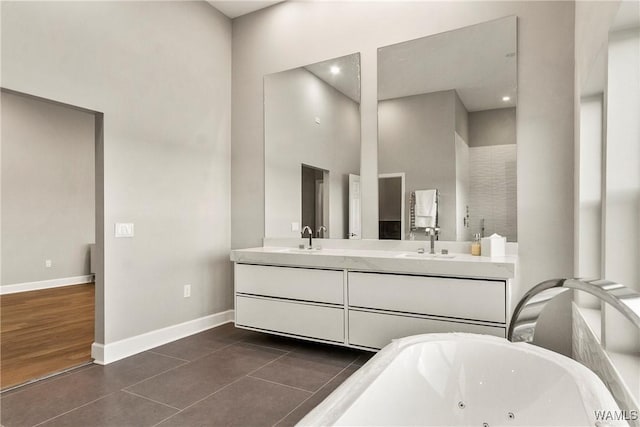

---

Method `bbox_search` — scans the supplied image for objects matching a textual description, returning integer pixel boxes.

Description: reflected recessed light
[502,96,511,102]
[330,65,341,75]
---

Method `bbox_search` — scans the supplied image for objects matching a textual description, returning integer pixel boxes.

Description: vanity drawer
[236,296,344,342]
[349,310,506,349]
[348,272,505,323]
[235,264,343,304]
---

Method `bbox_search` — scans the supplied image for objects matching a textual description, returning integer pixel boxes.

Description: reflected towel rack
[409,189,439,231]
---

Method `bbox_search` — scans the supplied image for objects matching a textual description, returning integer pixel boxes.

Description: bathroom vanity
[231,247,518,350]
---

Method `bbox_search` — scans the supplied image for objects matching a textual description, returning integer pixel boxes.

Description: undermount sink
[282,248,323,254]
[270,247,349,255]
[397,252,456,259]
[268,247,330,254]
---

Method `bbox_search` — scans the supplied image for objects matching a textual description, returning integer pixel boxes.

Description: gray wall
[2,1,232,344]
[1,92,95,285]
[469,107,516,147]
[378,91,457,240]
[454,91,469,143]
[264,68,360,239]
[232,1,576,355]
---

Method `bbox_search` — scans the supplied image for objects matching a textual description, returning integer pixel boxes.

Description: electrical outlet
[183,284,191,298]
[45,259,52,268]
[291,222,300,232]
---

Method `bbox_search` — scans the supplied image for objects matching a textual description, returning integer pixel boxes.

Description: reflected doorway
[378,173,405,240]
[301,164,329,237]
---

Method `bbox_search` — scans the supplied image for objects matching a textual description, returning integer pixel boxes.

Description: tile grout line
[120,359,191,392]
[150,349,294,427]
[164,333,259,364]
[121,389,182,411]
[31,391,119,427]
[246,374,314,394]
[270,361,357,427]
[141,328,253,367]
[239,340,299,354]
[146,350,191,363]
[242,348,292,377]
[155,338,240,364]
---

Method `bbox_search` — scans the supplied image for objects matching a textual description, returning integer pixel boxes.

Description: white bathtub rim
[298,333,619,427]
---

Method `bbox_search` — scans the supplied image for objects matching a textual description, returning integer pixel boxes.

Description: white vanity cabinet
[348,310,505,349]
[234,264,346,343]
[232,248,516,351]
[347,272,507,349]
[348,272,506,323]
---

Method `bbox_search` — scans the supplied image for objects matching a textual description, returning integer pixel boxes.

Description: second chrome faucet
[425,226,439,254]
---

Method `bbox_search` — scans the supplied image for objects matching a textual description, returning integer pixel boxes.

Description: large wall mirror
[377,16,518,242]
[264,54,361,239]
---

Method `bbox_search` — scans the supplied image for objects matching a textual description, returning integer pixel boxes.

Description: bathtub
[299,334,621,426]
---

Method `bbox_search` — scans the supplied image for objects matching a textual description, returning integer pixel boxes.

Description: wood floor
[0,283,95,390]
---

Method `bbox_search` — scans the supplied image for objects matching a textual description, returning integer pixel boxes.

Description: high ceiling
[206,1,282,19]
[378,16,517,112]
[305,54,361,103]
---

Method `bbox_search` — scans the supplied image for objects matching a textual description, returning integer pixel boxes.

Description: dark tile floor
[0,323,373,427]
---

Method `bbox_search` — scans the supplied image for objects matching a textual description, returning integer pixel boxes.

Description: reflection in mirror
[378,173,405,239]
[378,16,518,242]
[301,164,329,237]
[265,54,361,239]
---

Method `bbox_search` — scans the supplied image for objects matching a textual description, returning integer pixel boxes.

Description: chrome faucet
[425,227,439,254]
[317,225,327,238]
[301,225,313,248]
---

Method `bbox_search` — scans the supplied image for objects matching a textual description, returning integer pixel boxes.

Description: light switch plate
[115,223,134,237]
[291,222,300,232]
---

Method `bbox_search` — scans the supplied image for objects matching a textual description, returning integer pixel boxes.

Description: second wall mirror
[377,16,518,242]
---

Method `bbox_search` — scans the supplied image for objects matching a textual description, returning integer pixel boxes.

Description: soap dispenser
[471,233,481,256]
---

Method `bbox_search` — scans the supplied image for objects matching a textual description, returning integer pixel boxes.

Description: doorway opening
[301,164,329,237]
[378,173,405,240]
[0,88,104,390]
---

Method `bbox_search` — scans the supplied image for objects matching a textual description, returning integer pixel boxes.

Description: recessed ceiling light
[502,96,511,102]
[330,65,341,75]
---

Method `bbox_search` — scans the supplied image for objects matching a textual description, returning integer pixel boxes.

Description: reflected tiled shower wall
[468,145,517,241]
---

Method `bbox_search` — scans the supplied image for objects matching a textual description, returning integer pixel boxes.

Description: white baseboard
[0,275,95,295]
[91,309,235,365]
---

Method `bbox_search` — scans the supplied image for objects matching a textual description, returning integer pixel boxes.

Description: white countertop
[230,247,517,279]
